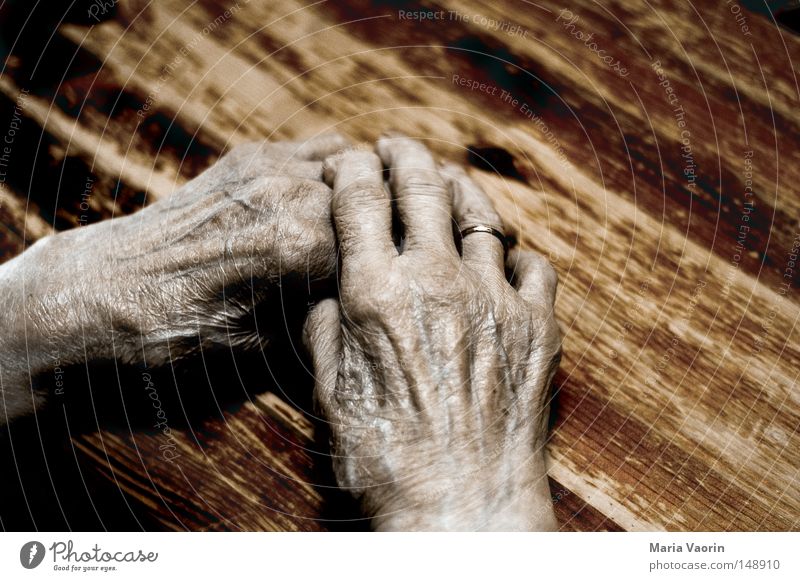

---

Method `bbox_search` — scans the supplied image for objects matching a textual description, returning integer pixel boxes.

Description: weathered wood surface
[0,0,798,531]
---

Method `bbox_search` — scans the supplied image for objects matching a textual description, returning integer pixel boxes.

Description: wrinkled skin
[0,133,349,421]
[304,135,562,531]
[0,132,562,531]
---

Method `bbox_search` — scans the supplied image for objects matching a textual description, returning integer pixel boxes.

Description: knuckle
[341,149,381,167]
[324,148,377,176]
[332,186,386,222]
[440,161,466,178]
[399,174,446,198]
[459,205,502,229]
[332,176,387,219]
[335,178,382,200]
[345,290,392,323]
[341,273,399,323]
[520,248,547,267]
[540,260,558,292]
[517,251,558,293]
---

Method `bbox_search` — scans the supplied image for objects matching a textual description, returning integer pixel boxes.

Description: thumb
[302,298,342,414]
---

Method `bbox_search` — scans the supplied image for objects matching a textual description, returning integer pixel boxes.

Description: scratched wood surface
[0,0,798,531]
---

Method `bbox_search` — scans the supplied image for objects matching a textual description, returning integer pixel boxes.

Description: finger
[221,140,325,181]
[324,149,397,273]
[247,133,352,161]
[507,248,558,309]
[441,162,505,274]
[302,298,342,414]
[294,132,352,161]
[227,133,351,174]
[376,133,456,256]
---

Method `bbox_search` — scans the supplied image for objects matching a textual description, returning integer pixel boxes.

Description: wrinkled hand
[304,135,562,531]
[0,134,349,420]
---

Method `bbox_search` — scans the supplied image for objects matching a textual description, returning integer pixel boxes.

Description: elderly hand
[304,135,562,531]
[0,134,349,422]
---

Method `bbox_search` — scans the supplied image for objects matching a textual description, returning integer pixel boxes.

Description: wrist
[366,452,556,531]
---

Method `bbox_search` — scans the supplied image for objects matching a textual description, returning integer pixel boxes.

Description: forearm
[0,232,97,425]
[0,242,53,424]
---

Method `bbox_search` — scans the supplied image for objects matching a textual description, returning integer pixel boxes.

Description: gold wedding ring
[459,225,508,252]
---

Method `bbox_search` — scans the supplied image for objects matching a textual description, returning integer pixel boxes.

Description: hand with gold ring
[304,133,562,531]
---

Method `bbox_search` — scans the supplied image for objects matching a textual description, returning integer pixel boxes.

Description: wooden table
[1,0,798,531]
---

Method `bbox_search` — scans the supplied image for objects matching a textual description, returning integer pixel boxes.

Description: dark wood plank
[0,0,797,531]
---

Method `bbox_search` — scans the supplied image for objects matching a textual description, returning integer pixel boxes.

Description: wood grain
[0,0,798,531]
